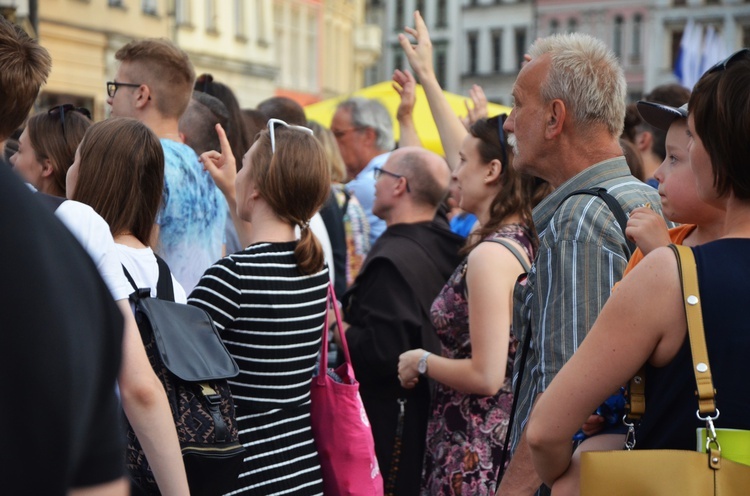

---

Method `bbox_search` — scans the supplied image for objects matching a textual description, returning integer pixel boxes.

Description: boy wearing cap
[550,100,726,496]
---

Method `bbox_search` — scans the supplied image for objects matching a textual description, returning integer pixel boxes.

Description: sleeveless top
[636,239,750,450]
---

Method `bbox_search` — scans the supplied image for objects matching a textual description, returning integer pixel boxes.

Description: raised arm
[399,10,467,169]
[200,123,252,248]
[393,69,423,148]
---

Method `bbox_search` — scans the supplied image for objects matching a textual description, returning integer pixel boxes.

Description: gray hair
[337,97,394,152]
[529,33,626,138]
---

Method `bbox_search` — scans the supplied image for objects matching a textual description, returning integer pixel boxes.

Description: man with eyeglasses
[107,38,227,293]
[332,97,393,245]
[334,147,464,495]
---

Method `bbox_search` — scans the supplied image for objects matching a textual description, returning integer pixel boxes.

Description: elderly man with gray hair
[332,97,394,244]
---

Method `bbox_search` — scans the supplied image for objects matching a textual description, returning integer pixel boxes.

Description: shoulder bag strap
[484,237,531,272]
[154,255,175,302]
[671,244,716,415]
[626,245,717,441]
[558,187,637,257]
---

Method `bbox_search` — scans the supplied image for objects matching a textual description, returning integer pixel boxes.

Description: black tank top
[636,239,750,450]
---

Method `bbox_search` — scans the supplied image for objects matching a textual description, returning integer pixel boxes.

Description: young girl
[190,119,331,495]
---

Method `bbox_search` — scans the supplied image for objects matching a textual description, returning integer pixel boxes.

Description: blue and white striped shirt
[510,157,664,454]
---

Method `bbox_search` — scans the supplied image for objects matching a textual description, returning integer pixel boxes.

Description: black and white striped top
[188,241,329,411]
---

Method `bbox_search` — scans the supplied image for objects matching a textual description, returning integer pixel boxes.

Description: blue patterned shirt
[157,139,227,293]
[346,152,389,245]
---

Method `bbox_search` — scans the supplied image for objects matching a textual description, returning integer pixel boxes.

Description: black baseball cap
[636,101,688,131]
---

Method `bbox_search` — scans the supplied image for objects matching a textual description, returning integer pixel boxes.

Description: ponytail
[295,222,325,275]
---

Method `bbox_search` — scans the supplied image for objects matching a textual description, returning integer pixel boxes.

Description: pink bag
[310,283,384,496]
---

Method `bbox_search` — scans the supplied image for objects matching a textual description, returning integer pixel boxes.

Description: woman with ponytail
[190,119,330,495]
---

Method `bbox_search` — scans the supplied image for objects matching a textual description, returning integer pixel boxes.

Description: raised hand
[398,11,434,81]
[462,84,489,130]
[393,69,417,123]
[199,123,237,198]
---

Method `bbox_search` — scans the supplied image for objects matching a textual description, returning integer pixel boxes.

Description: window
[416,0,425,18]
[234,0,246,39]
[394,0,404,32]
[175,0,191,26]
[514,27,527,70]
[206,0,217,33]
[467,32,478,74]
[550,19,559,35]
[108,0,124,7]
[743,25,750,47]
[434,41,448,88]
[256,0,268,45]
[142,0,157,15]
[632,14,642,64]
[437,0,448,28]
[673,0,686,5]
[613,16,624,59]
[568,18,577,33]
[393,47,404,75]
[671,29,683,71]
[492,30,503,73]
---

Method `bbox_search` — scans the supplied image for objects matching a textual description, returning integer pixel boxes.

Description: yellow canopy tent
[304,81,511,157]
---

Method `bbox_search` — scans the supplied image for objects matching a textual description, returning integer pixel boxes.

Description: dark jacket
[342,217,463,495]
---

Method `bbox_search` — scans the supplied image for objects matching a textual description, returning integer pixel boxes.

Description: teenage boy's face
[652,120,702,224]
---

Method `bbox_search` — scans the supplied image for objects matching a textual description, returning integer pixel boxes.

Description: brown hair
[0,17,51,140]
[115,39,195,119]
[27,109,91,196]
[690,51,750,200]
[308,120,346,183]
[247,128,330,274]
[463,117,541,254]
[72,118,164,245]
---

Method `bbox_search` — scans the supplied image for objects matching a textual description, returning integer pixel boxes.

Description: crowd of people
[2,9,749,496]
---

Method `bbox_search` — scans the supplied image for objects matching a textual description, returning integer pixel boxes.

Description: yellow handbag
[580,244,750,496]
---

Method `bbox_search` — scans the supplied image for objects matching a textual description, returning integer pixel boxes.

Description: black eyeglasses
[487,113,509,166]
[373,166,411,192]
[706,48,750,74]
[106,81,141,98]
[48,104,92,139]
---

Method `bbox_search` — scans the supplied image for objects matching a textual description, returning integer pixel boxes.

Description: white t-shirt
[55,200,132,302]
[116,244,187,304]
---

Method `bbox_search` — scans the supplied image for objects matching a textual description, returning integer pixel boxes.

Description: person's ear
[485,158,503,184]
[40,158,55,178]
[134,84,152,109]
[545,99,566,139]
[636,130,652,153]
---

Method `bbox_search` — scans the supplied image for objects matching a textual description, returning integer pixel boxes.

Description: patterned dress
[421,224,535,496]
[188,241,328,496]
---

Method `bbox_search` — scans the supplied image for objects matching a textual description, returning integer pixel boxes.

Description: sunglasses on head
[706,48,750,75]
[48,104,92,139]
[267,118,314,154]
[486,113,509,166]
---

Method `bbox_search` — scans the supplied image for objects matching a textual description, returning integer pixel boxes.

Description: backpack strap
[121,254,175,302]
[558,187,637,257]
[155,255,175,302]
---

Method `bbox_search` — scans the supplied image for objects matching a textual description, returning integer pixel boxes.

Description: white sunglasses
[268,118,314,153]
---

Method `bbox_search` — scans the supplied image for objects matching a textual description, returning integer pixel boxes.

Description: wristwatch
[417,351,432,376]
